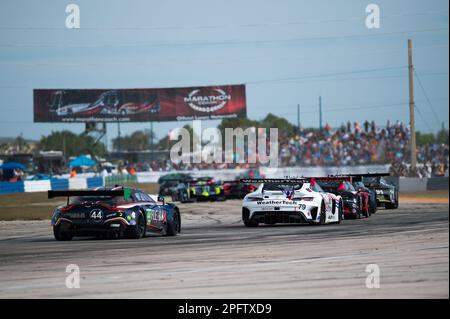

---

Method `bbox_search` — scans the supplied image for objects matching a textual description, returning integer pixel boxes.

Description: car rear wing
[48,189,125,199]
[309,176,353,181]
[329,173,390,182]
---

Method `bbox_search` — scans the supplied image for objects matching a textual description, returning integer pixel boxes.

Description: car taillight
[60,205,76,212]
[99,204,122,211]
[247,197,263,201]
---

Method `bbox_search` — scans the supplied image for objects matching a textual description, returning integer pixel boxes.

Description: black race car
[357,173,399,209]
[158,173,193,202]
[223,169,263,199]
[49,187,181,240]
[351,180,377,215]
[187,177,226,201]
[223,180,256,199]
[159,178,192,202]
[314,177,370,219]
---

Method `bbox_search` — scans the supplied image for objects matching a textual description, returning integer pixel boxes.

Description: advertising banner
[33,85,246,122]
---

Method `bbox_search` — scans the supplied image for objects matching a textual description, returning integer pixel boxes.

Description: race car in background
[49,186,181,240]
[223,180,256,199]
[188,177,225,201]
[328,174,378,215]
[241,178,343,227]
[158,173,193,202]
[351,179,377,215]
[223,168,264,199]
[314,177,370,219]
[356,173,399,209]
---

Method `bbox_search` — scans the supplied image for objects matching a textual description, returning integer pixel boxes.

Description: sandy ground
[0,200,448,299]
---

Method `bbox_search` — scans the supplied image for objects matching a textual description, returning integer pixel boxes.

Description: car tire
[244,220,259,227]
[125,211,146,239]
[319,201,326,225]
[336,201,343,224]
[166,210,180,236]
[363,205,370,218]
[53,226,73,241]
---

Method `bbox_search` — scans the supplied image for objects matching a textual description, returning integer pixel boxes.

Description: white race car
[241,178,343,227]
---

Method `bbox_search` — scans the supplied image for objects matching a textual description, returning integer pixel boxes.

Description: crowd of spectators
[129,120,448,177]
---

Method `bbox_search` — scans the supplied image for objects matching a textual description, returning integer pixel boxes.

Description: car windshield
[318,180,355,192]
[363,177,379,186]
[69,196,128,205]
[311,183,325,193]
[317,181,341,190]
[354,182,365,189]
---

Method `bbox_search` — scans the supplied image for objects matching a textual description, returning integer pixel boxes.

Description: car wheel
[319,200,326,225]
[363,205,370,218]
[244,220,259,227]
[166,210,180,236]
[53,226,73,241]
[394,191,399,209]
[336,201,343,224]
[125,211,146,239]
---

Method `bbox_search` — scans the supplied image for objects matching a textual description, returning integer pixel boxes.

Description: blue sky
[0,0,448,148]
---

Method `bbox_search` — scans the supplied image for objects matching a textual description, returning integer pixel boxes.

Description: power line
[0,66,408,89]
[246,66,407,84]
[0,10,447,31]
[1,44,447,68]
[414,104,433,131]
[414,69,441,124]
[0,27,447,48]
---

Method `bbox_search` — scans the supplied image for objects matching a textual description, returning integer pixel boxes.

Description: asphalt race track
[0,201,448,298]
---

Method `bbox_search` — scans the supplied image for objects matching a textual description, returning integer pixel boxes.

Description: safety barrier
[0,181,25,194]
[0,170,447,195]
[105,174,138,186]
[0,176,105,195]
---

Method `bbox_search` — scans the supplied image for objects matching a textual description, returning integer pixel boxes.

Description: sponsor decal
[146,209,167,223]
[66,212,85,219]
[256,200,304,206]
[283,190,294,200]
[184,88,231,113]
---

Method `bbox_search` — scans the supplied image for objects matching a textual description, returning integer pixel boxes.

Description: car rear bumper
[249,211,310,224]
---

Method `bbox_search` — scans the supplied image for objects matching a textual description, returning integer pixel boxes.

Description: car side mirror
[157,196,165,205]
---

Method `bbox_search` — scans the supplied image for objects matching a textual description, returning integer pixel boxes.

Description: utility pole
[319,96,323,131]
[297,104,300,133]
[150,121,154,162]
[117,120,121,153]
[408,39,417,169]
